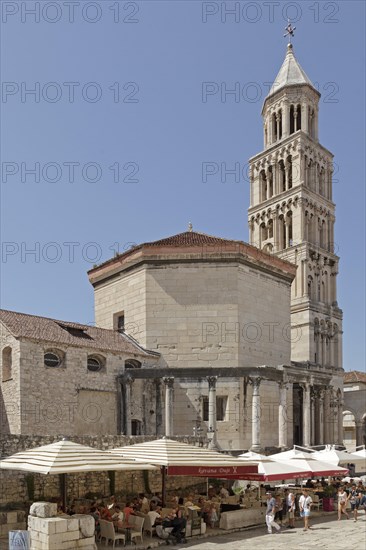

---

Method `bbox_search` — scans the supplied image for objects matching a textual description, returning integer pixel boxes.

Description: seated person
[111,505,124,528]
[305,478,314,488]
[219,486,230,499]
[150,493,163,507]
[90,506,101,536]
[138,493,150,513]
[147,506,162,527]
[123,502,135,523]
[99,502,113,521]
[163,506,187,544]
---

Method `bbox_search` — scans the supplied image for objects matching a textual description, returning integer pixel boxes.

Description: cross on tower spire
[284,20,296,44]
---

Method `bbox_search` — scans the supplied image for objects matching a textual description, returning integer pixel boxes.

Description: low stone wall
[219,508,265,530]
[28,502,96,550]
[0,510,27,537]
[0,434,209,509]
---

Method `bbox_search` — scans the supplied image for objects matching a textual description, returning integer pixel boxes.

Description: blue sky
[1,1,365,372]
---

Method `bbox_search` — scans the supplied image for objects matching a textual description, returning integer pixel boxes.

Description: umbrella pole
[60,474,67,512]
[161,466,167,507]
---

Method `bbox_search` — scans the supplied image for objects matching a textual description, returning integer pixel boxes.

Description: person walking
[265,492,281,534]
[287,491,296,529]
[299,489,313,531]
[337,486,350,520]
[349,484,362,522]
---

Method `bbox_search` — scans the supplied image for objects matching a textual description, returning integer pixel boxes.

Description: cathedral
[0,43,344,453]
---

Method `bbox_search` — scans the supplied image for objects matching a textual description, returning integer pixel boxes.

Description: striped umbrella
[0,438,158,509]
[110,437,258,504]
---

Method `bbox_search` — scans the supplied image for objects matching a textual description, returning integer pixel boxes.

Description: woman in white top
[299,489,313,531]
[337,487,350,520]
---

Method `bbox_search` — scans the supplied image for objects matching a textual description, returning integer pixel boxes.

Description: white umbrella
[349,448,366,471]
[268,451,348,477]
[110,437,258,504]
[313,446,366,470]
[237,451,312,482]
[270,448,315,461]
[0,438,158,509]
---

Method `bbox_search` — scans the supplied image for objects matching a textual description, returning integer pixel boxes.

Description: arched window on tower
[319,167,325,196]
[279,160,286,192]
[278,109,283,139]
[268,219,273,239]
[272,113,277,142]
[290,105,295,134]
[287,156,293,189]
[287,211,293,246]
[260,170,267,201]
[2,347,12,382]
[268,166,273,197]
[308,276,314,301]
[260,222,267,245]
[296,104,302,130]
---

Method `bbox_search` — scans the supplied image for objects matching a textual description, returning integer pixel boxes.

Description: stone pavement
[169,514,366,550]
[1,513,365,550]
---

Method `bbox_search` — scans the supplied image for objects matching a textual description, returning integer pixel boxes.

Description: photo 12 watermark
[1,1,140,24]
[1,161,139,183]
[1,81,140,104]
[201,2,340,24]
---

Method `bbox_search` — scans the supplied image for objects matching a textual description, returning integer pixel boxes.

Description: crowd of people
[265,477,366,534]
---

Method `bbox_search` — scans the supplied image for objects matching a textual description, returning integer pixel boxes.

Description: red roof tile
[344,371,366,384]
[0,309,159,357]
[88,231,297,282]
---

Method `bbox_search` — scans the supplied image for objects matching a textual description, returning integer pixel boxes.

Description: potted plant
[322,484,336,512]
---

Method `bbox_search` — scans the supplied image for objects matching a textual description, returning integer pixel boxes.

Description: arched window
[290,105,295,134]
[296,104,302,130]
[279,160,286,192]
[44,351,63,368]
[272,113,277,142]
[260,170,267,201]
[87,355,105,372]
[125,359,142,369]
[287,156,292,189]
[2,347,12,381]
[278,109,282,139]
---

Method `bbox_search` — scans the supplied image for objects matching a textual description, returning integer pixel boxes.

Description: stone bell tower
[248,43,343,372]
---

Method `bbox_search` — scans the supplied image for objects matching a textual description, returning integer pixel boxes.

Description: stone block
[66,517,79,532]
[73,514,95,538]
[7,511,18,524]
[30,502,57,518]
[54,518,68,534]
[75,536,97,548]
[62,529,81,541]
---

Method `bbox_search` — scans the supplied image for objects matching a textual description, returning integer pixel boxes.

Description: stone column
[337,397,343,445]
[276,113,280,141]
[302,383,311,447]
[356,423,364,447]
[250,377,262,452]
[278,381,288,450]
[302,104,309,134]
[125,376,133,436]
[318,389,325,444]
[323,388,330,444]
[310,389,316,446]
[207,376,218,449]
[163,377,174,437]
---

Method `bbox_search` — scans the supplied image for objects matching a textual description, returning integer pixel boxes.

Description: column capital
[249,377,262,393]
[125,375,134,387]
[206,376,218,389]
[278,380,288,390]
[163,377,174,389]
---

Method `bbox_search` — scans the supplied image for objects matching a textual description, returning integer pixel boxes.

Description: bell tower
[248,42,343,371]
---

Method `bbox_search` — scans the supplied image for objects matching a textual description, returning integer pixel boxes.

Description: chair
[312,494,322,511]
[130,515,144,544]
[99,519,126,547]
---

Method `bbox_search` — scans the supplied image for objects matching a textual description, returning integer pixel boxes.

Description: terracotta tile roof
[88,231,297,282]
[144,232,243,247]
[343,371,366,384]
[0,309,159,357]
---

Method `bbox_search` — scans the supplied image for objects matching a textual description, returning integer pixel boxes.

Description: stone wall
[0,434,208,509]
[0,334,159,436]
